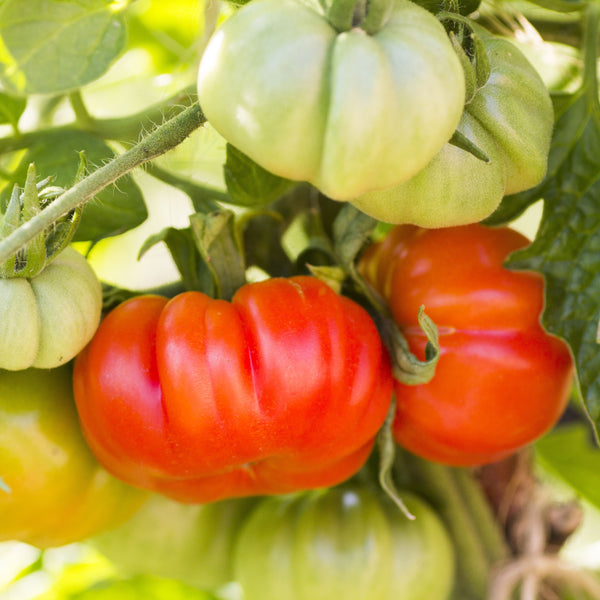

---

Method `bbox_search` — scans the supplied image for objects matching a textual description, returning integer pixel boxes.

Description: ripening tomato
[359,224,574,466]
[0,366,146,548]
[73,276,393,503]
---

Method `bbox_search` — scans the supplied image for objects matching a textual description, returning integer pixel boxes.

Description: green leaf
[0,0,126,95]
[189,210,246,300]
[138,226,215,295]
[2,129,147,242]
[381,307,440,385]
[377,399,416,520]
[448,129,490,164]
[536,424,600,510]
[491,8,600,437]
[332,204,378,269]
[505,81,600,437]
[224,144,296,207]
[0,90,25,130]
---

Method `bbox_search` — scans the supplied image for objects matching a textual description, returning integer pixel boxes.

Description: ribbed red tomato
[73,276,392,503]
[360,224,573,466]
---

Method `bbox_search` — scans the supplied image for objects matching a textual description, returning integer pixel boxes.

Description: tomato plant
[0,365,146,549]
[73,276,393,503]
[197,0,465,200]
[0,0,599,598]
[360,224,574,466]
[233,482,455,600]
[351,32,554,227]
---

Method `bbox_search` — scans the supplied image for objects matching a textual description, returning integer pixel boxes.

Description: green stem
[69,91,94,127]
[452,467,508,565]
[0,86,197,155]
[145,162,225,213]
[361,0,393,34]
[0,103,206,265]
[397,451,509,599]
[328,0,362,31]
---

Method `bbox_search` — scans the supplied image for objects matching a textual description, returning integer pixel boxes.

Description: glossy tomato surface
[360,224,574,466]
[74,276,393,502]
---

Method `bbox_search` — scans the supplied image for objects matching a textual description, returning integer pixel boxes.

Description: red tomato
[360,224,574,466]
[73,276,392,503]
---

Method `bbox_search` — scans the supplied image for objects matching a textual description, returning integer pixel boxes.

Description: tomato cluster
[0,0,576,598]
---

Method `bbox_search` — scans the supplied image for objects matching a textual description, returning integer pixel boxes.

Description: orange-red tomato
[360,224,574,466]
[73,276,392,503]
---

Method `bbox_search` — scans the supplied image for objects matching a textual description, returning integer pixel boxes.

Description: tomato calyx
[0,163,82,279]
[327,0,393,33]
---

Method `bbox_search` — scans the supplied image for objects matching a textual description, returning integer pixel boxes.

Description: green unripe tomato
[351,35,554,227]
[234,484,455,600]
[0,246,102,370]
[92,494,258,590]
[197,0,465,201]
[0,366,146,548]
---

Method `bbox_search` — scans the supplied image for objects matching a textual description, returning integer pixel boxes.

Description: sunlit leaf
[0,0,126,94]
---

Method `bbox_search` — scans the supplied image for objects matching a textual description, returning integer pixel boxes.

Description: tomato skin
[92,493,258,590]
[233,483,455,600]
[360,224,574,466]
[0,247,102,370]
[0,366,146,548]
[73,276,393,503]
[350,35,554,227]
[197,0,465,200]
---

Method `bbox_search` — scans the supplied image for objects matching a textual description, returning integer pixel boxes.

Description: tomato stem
[582,2,600,105]
[0,103,206,266]
[361,0,393,34]
[328,0,362,31]
[397,451,509,599]
[0,85,197,156]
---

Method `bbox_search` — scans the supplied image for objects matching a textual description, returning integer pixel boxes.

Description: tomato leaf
[224,144,296,207]
[333,204,378,269]
[1,129,147,242]
[0,0,126,95]
[376,398,416,520]
[505,78,600,439]
[536,424,600,510]
[381,307,440,386]
[189,209,246,300]
[138,226,215,295]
